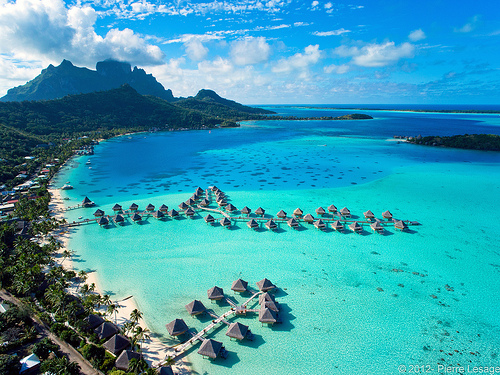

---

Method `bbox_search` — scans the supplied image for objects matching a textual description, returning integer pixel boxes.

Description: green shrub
[32,337,58,360]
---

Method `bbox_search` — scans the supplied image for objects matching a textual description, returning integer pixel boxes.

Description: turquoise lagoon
[53,108,500,374]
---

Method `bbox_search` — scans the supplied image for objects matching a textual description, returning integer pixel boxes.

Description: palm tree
[100,294,111,307]
[133,325,151,356]
[61,248,75,263]
[130,308,143,325]
[107,303,119,324]
[163,356,176,366]
[127,357,148,374]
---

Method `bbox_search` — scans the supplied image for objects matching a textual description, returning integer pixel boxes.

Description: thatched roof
[255,207,265,216]
[146,203,155,211]
[328,204,337,213]
[94,322,119,340]
[287,217,299,228]
[231,278,248,292]
[247,219,259,229]
[211,186,219,192]
[185,300,206,315]
[258,292,276,305]
[220,217,231,227]
[303,213,315,223]
[103,334,130,355]
[196,187,204,195]
[129,203,138,211]
[153,210,164,219]
[370,222,384,232]
[225,203,237,212]
[261,300,280,312]
[94,209,104,217]
[204,214,215,223]
[207,286,224,300]
[217,200,228,207]
[265,220,277,230]
[293,208,303,216]
[276,210,287,219]
[363,210,375,219]
[82,196,92,205]
[115,350,140,371]
[313,219,326,229]
[256,278,276,292]
[340,207,351,216]
[159,204,169,212]
[165,318,189,336]
[226,322,249,340]
[198,339,223,359]
[349,221,362,232]
[112,204,122,211]
[113,214,124,223]
[241,206,251,215]
[168,209,179,217]
[331,220,344,231]
[200,199,210,207]
[186,198,196,206]
[394,220,408,230]
[382,210,393,219]
[131,213,142,222]
[259,308,278,324]
[85,314,105,330]
[178,202,188,210]
[185,207,195,216]
[315,207,326,216]
[97,216,109,226]
[159,366,175,375]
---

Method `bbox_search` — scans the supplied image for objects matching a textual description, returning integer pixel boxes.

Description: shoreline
[48,185,192,373]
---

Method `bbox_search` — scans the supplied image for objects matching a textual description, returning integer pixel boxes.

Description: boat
[61,184,73,190]
[86,160,91,165]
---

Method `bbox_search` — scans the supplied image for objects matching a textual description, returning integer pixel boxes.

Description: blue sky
[0,0,499,104]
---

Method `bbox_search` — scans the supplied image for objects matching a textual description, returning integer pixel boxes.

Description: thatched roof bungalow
[265,220,277,231]
[113,214,124,224]
[226,322,251,341]
[363,210,375,219]
[315,207,326,216]
[200,199,210,207]
[231,279,248,293]
[328,204,337,214]
[258,292,276,305]
[293,208,303,217]
[382,210,393,219]
[153,210,164,219]
[204,214,215,224]
[94,322,119,340]
[185,300,206,316]
[129,203,138,211]
[220,217,231,228]
[340,207,351,217]
[97,216,109,226]
[198,339,225,359]
[303,213,315,223]
[131,213,142,222]
[370,221,384,233]
[287,217,299,229]
[207,286,224,300]
[331,220,344,232]
[394,220,408,231]
[166,318,189,336]
[159,204,169,212]
[277,210,287,219]
[225,203,237,212]
[93,209,104,217]
[313,219,326,230]
[115,350,140,371]
[256,278,276,292]
[145,203,155,212]
[103,334,130,355]
[241,206,251,216]
[259,308,279,325]
[247,219,259,230]
[168,209,179,218]
[82,196,94,207]
[255,207,265,217]
[112,204,122,212]
[349,221,362,233]
[185,207,195,217]
[178,202,188,210]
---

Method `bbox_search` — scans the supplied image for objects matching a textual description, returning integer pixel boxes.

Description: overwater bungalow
[328,204,338,214]
[313,219,326,230]
[200,199,210,207]
[129,203,139,211]
[226,322,253,341]
[82,196,94,207]
[115,350,140,371]
[265,220,277,231]
[94,322,119,340]
[293,208,303,217]
[146,203,155,212]
[231,278,248,293]
[191,193,200,201]
[225,203,237,212]
[211,186,219,192]
[261,300,280,312]
[259,307,279,325]
[303,213,315,223]
[315,207,326,217]
[103,334,130,355]
[166,318,189,336]
[258,292,276,305]
[382,210,393,220]
[168,209,179,218]
[131,213,142,222]
[196,187,204,195]
[198,338,227,359]
[178,202,189,210]
[113,214,124,224]
[153,210,164,219]
[204,214,215,224]
[349,221,362,233]
[185,300,206,316]
[185,207,195,218]
[93,209,104,217]
[159,204,169,212]
[241,206,251,216]
[394,220,408,231]
[217,200,228,207]
[216,191,225,198]
[220,217,231,229]
[370,221,384,233]
[340,207,351,217]
[256,278,276,292]
[363,210,375,220]
[207,286,224,300]
[186,198,196,206]
[331,220,344,232]
[112,204,122,212]
[277,210,287,219]
[97,216,109,226]
[287,217,299,229]
[247,219,259,230]
[255,207,265,217]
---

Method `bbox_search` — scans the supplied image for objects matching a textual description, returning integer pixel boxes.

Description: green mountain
[1,59,175,102]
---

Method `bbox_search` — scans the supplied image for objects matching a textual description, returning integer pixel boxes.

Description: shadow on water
[272,303,296,333]
[237,333,265,349]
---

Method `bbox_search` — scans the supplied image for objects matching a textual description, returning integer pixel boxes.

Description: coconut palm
[130,308,143,325]
[133,325,151,355]
[107,303,119,324]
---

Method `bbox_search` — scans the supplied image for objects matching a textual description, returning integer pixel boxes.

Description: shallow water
[54,108,500,374]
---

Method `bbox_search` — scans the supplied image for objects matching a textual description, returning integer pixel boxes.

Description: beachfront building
[115,350,141,371]
[95,321,119,340]
[103,334,131,355]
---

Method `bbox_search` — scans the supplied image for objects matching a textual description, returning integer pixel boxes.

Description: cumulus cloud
[272,44,322,74]
[335,41,415,67]
[184,38,209,61]
[313,28,350,36]
[311,1,319,8]
[408,29,426,41]
[455,15,481,33]
[230,37,271,65]
[324,64,349,74]
[0,0,165,67]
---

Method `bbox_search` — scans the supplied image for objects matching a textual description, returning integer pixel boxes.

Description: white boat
[61,184,73,190]
[86,160,91,165]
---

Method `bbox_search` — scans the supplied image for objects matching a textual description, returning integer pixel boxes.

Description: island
[401,134,500,151]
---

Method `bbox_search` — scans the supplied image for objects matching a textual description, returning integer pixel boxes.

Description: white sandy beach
[48,186,191,373]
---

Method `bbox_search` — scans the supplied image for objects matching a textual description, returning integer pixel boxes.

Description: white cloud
[324,64,349,74]
[324,2,332,9]
[311,1,319,8]
[313,28,350,36]
[184,38,209,61]
[230,37,271,65]
[454,15,481,33]
[272,44,322,74]
[335,41,415,67]
[408,29,426,41]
